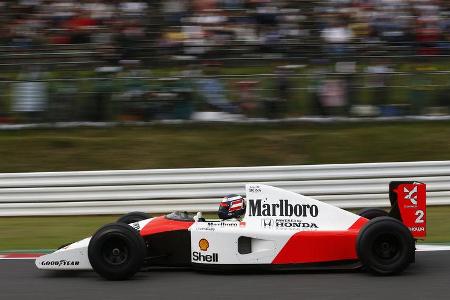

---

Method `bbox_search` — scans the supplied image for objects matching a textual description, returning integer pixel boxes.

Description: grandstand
[0,1,449,122]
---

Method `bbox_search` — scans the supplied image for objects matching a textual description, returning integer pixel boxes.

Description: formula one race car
[35,182,426,280]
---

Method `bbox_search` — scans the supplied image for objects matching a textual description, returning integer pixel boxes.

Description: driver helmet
[218,194,246,220]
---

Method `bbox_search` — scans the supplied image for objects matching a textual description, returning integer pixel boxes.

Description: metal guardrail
[0,161,449,216]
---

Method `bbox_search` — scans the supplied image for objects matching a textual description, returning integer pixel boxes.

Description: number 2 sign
[394,182,426,238]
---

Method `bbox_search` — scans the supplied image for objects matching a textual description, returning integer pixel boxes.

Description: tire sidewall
[88,223,146,280]
[357,217,414,275]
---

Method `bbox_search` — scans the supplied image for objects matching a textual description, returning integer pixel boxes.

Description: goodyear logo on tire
[199,238,209,251]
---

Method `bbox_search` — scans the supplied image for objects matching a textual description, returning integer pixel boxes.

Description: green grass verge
[0,206,449,251]
[2,121,450,172]
[0,215,117,251]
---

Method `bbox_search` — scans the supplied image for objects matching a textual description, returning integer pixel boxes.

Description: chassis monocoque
[36,182,426,280]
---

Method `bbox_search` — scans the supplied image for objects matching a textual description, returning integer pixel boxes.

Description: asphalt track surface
[1,251,450,300]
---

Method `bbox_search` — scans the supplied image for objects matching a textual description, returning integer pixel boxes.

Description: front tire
[88,222,146,280]
[357,217,415,275]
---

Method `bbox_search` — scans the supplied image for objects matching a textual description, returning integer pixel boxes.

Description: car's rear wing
[388,181,426,239]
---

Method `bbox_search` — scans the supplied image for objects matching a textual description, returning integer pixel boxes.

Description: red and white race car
[35,181,426,280]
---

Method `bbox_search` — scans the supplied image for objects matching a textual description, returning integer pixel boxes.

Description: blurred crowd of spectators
[1,0,450,59]
[159,0,450,58]
[0,0,150,62]
[0,0,450,123]
[319,0,450,56]
[1,60,447,123]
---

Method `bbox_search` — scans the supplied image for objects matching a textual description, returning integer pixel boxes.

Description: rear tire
[357,217,415,275]
[117,211,151,224]
[88,222,146,280]
[358,208,389,220]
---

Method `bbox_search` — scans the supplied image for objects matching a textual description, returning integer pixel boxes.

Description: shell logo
[199,238,209,251]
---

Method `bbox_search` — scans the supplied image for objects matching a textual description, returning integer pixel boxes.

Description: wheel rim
[373,233,402,262]
[101,237,129,266]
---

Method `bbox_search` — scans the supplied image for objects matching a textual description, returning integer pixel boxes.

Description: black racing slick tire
[358,208,389,220]
[88,222,146,280]
[357,217,415,275]
[117,211,151,224]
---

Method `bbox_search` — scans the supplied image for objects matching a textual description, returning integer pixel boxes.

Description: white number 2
[415,210,425,224]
